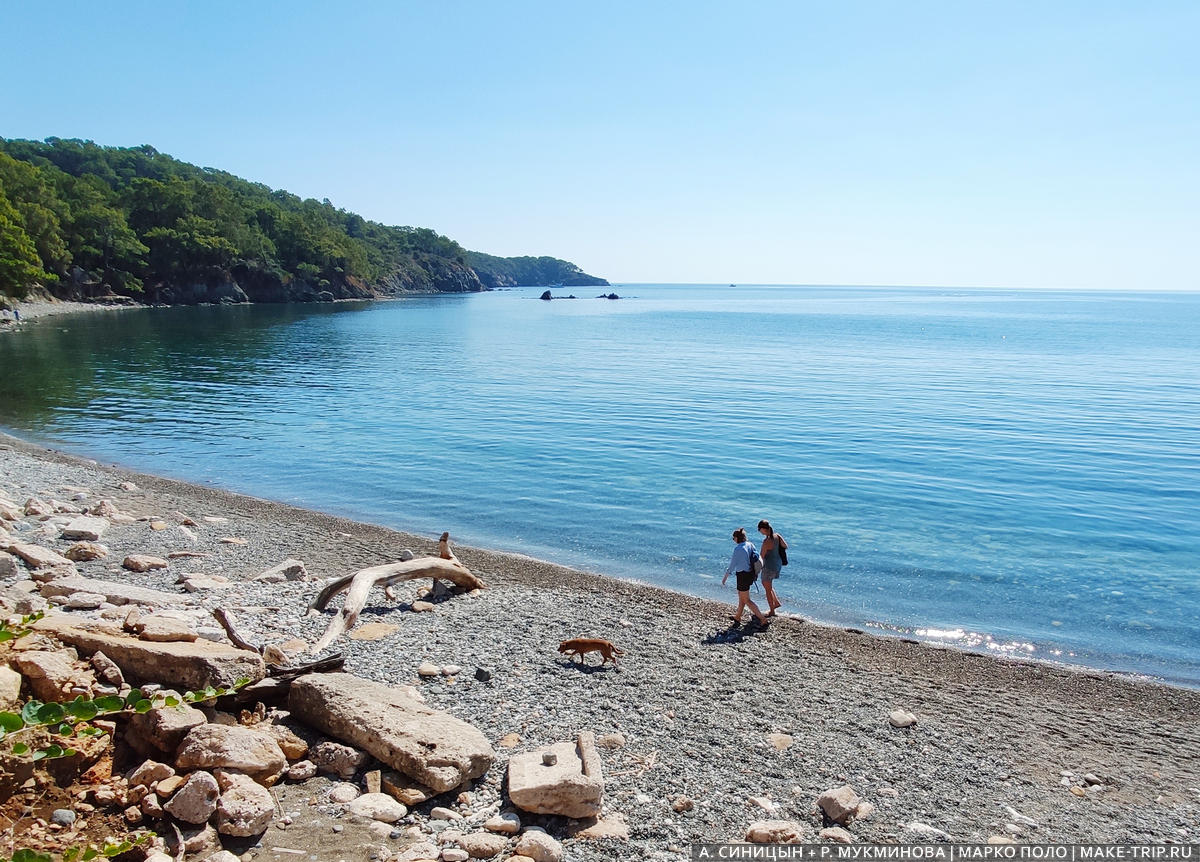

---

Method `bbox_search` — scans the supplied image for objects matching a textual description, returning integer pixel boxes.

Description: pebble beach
[2,431,1199,859]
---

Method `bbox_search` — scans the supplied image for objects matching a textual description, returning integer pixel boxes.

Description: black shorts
[736,570,756,591]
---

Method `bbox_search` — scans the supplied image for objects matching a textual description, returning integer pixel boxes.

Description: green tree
[0,191,51,298]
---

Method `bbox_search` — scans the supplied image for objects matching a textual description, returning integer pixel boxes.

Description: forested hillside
[0,138,606,303]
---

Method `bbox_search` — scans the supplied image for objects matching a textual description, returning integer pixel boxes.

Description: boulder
[174,724,287,784]
[60,516,109,541]
[64,541,108,561]
[0,665,22,710]
[10,650,90,702]
[507,732,603,819]
[346,792,408,823]
[126,703,207,757]
[39,575,186,609]
[34,617,265,690]
[747,820,809,843]
[163,771,220,824]
[6,542,75,572]
[311,740,368,779]
[0,551,19,578]
[513,830,563,862]
[136,614,199,643]
[289,672,494,793]
[817,785,862,825]
[258,722,308,760]
[253,559,309,583]
[214,771,274,837]
[123,555,169,573]
[457,831,510,858]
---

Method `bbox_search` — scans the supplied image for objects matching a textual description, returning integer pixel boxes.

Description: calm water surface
[2,286,1198,685]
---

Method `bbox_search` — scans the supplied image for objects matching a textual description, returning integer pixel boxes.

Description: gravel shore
[2,433,1198,855]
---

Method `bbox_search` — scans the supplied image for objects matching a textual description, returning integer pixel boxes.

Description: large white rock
[174,724,287,784]
[0,665,22,710]
[507,732,603,819]
[214,771,274,837]
[5,542,75,572]
[512,830,563,862]
[39,575,185,609]
[289,672,494,793]
[163,771,220,824]
[60,516,109,541]
[346,792,408,823]
[817,785,862,825]
[253,559,309,583]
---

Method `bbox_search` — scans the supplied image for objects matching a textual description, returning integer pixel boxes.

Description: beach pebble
[329,783,361,803]
[441,664,462,676]
[123,554,168,572]
[457,832,509,857]
[431,806,462,821]
[50,808,76,826]
[746,820,808,844]
[346,793,407,823]
[411,600,435,613]
[749,796,777,814]
[65,541,108,561]
[474,667,494,682]
[989,836,1016,845]
[513,830,563,862]
[417,662,441,677]
[595,732,626,750]
[817,785,861,825]
[441,849,470,862]
[672,796,694,813]
[484,812,521,834]
[888,709,917,728]
[819,826,854,843]
[905,822,953,841]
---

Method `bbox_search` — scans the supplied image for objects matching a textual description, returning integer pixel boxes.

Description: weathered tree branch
[307,557,486,653]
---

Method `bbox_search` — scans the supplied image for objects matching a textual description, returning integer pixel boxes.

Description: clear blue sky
[4,1,1198,289]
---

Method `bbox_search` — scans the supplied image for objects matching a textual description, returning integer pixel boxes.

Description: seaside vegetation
[0,138,605,303]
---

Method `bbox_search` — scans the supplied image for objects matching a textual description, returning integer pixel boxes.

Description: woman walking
[721,527,770,628]
[757,519,788,617]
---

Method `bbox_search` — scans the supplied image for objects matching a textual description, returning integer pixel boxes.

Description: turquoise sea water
[2,286,1198,685]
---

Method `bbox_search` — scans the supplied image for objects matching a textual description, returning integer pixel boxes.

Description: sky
[3,1,1198,289]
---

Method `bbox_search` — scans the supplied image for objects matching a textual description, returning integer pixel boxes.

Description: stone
[747,820,809,843]
[149,520,168,531]
[50,808,76,826]
[457,831,509,857]
[768,732,793,750]
[174,724,287,784]
[0,665,21,710]
[513,830,563,862]
[40,575,185,609]
[498,733,522,748]
[0,583,46,615]
[64,542,108,562]
[817,785,862,825]
[416,662,440,677]
[218,537,247,545]
[140,793,164,818]
[289,672,494,793]
[750,795,777,814]
[431,805,462,820]
[6,542,75,571]
[181,575,233,592]
[484,812,521,834]
[441,664,462,676]
[380,771,436,806]
[474,667,493,682]
[253,559,309,582]
[156,774,185,797]
[123,555,169,573]
[90,499,121,516]
[128,759,174,787]
[60,516,108,541]
[214,771,274,837]
[329,782,361,803]
[259,722,308,760]
[34,617,265,690]
[206,853,240,862]
[0,551,18,578]
[137,614,198,643]
[411,601,435,613]
[888,709,917,728]
[126,703,207,756]
[163,771,220,824]
[855,801,876,820]
[64,591,106,610]
[989,836,1016,845]
[349,622,400,641]
[672,796,694,813]
[170,822,222,858]
[595,732,625,750]
[286,760,317,781]
[572,814,629,841]
[347,793,408,823]
[442,849,471,862]
[24,497,53,516]
[507,732,603,819]
[311,740,368,779]
[11,650,88,702]
[820,826,855,843]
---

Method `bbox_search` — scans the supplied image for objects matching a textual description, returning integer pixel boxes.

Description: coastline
[2,432,1198,848]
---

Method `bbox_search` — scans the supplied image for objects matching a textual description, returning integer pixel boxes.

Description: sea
[1,285,1197,686]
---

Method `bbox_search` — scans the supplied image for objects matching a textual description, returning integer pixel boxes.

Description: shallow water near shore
[2,285,1198,685]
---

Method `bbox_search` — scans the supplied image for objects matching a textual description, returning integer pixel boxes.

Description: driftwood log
[307,557,486,653]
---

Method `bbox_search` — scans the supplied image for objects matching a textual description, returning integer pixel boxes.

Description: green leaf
[0,629,14,642]
[20,701,43,725]
[124,689,143,708]
[35,702,65,725]
[11,742,29,755]
[0,712,21,733]
[67,699,99,721]
[82,850,98,861]
[64,848,80,862]
[93,695,125,713]
[54,722,75,736]
[235,676,251,688]
[163,696,180,707]
[133,699,153,713]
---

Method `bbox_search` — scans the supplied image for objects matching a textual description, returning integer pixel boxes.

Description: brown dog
[558,637,625,667]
